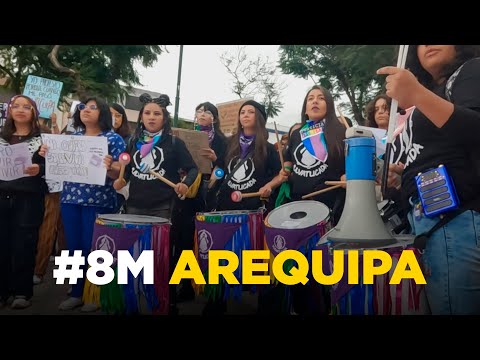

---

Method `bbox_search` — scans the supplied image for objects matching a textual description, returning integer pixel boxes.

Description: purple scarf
[198,124,215,146]
[239,132,255,159]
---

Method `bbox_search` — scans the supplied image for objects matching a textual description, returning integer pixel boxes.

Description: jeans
[408,198,480,314]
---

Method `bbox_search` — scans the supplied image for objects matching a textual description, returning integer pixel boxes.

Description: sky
[134,45,319,130]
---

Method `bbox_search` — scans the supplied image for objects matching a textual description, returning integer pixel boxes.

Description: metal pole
[173,45,184,128]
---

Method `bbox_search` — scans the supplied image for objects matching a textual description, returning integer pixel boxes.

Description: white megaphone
[327,127,395,248]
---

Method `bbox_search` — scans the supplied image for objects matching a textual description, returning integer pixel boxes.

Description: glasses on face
[112,113,122,119]
[11,104,33,111]
[78,103,98,111]
[196,109,213,117]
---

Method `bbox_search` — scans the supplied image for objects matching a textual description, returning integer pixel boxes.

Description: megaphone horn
[326,127,395,248]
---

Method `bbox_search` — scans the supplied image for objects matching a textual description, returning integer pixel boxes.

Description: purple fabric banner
[91,223,144,261]
[314,243,365,305]
[195,220,242,272]
[265,224,321,256]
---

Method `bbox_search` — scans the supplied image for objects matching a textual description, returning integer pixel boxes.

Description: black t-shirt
[284,127,345,211]
[392,58,480,211]
[126,133,198,210]
[0,135,47,195]
[211,134,227,170]
[217,142,281,211]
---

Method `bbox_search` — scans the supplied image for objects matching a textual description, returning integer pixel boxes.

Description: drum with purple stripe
[194,209,264,301]
[94,214,170,315]
[317,234,429,315]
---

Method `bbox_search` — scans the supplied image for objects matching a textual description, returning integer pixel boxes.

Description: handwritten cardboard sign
[171,127,211,174]
[216,98,251,137]
[23,75,63,119]
[41,134,108,186]
[0,143,33,181]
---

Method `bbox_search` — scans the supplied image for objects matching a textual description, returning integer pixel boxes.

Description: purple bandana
[198,124,215,146]
[239,132,255,159]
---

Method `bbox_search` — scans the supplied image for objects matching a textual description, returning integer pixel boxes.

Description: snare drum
[194,209,264,301]
[263,201,332,314]
[87,214,170,315]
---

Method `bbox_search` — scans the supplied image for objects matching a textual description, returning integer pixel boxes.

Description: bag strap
[413,195,480,250]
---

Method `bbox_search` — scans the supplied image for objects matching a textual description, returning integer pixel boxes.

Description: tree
[278,45,397,125]
[0,45,166,110]
[220,46,286,119]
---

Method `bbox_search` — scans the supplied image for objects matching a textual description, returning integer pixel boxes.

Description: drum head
[266,201,330,229]
[98,214,169,225]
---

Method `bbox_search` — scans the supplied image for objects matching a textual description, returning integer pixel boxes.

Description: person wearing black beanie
[201,99,281,315]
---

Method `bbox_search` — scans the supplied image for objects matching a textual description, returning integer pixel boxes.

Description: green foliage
[278,45,397,124]
[0,45,166,109]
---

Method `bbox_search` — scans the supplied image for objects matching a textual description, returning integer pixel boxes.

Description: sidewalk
[0,262,258,316]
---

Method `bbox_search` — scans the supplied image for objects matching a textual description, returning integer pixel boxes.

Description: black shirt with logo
[284,127,345,212]
[392,58,480,211]
[217,142,281,211]
[125,133,198,210]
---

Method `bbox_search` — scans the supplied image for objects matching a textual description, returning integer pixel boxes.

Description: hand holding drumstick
[113,152,131,190]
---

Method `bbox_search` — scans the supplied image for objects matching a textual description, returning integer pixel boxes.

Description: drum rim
[265,200,331,229]
[98,213,170,224]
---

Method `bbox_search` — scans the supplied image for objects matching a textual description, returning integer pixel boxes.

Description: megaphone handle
[302,184,342,200]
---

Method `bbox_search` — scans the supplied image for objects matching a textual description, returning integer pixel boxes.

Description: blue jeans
[408,199,480,315]
[60,204,113,299]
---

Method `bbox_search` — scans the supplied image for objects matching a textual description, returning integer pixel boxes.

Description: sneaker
[33,275,42,285]
[11,296,31,309]
[80,303,99,313]
[58,297,83,311]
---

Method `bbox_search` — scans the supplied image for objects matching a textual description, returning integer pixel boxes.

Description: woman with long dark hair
[0,95,47,310]
[39,96,126,312]
[215,100,281,211]
[110,103,131,144]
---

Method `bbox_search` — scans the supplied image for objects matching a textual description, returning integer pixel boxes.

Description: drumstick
[208,167,224,189]
[118,152,131,183]
[336,106,350,129]
[231,190,262,202]
[149,170,177,188]
[325,180,347,186]
[301,184,342,199]
[274,121,285,169]
[149,170,186,200]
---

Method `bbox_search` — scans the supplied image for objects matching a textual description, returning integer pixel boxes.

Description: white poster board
[42,134,108,186]
[0,143,33,181]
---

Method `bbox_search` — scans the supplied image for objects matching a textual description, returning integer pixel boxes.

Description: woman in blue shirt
[41,97,125,311]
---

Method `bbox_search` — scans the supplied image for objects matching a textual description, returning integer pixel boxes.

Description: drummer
[213,100,281,212]
[266,85,347,315]
[273,85,347,225]
[172,102,228,303]
[202,100,281,315]
[112,93,198,219]
[111,93,198,315]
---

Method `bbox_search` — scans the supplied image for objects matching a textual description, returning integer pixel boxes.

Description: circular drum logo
[198,229,213,259]
[272,234,287,253]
